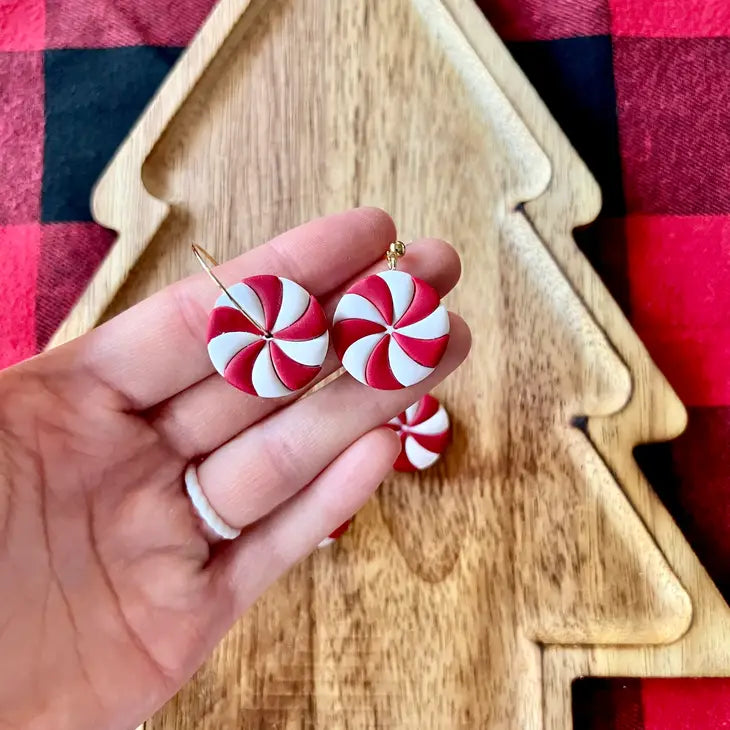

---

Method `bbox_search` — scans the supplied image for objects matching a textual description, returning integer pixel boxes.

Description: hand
[0,208,470,730]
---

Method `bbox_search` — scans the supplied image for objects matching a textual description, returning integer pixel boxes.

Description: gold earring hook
[386,240,406,270]
[191,244,267,334]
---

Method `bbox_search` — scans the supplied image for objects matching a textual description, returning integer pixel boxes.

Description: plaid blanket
[1,0,728,726]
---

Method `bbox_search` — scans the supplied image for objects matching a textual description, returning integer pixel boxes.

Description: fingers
[74,208,397,409]
[151,238,462,458]
[214,427,401,614]
[196,315,470,529]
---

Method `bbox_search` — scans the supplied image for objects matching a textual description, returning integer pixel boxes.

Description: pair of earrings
[195,241,451,397]
[194,242,453,549]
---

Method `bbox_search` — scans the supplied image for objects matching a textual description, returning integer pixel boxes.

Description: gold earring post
[191,244,267,333]
[386,240,406,270]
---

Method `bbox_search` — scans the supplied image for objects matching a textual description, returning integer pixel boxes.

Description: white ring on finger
[184,462,242,540]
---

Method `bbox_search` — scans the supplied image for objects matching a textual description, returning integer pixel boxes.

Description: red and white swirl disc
[332,271,449,389]
[387,394,450,472]
[206,275,329,397]
[318,519,352,548]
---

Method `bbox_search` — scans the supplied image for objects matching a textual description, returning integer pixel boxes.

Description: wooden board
[48,0,730,727]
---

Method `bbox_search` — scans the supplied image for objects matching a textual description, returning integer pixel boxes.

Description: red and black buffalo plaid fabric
[0,0,728,726]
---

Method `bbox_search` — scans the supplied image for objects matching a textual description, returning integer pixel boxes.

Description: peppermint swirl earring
[193,245,329,397]
[387,394,451,471]
[332,241,450,389]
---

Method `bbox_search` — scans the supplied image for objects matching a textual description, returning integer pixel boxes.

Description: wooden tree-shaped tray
[49,0,730,727]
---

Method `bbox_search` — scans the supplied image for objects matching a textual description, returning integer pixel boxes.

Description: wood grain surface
[50,0,730,727]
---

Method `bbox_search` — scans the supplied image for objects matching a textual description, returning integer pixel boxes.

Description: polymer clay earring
[387,394,451,472]
[332,241,450,389]
[193,245,329,397]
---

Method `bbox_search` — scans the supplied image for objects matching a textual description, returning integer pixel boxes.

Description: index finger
[69,208,396,409]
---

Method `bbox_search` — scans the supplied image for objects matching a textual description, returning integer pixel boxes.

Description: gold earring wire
[386,240,407,270]
[191,244,267,333]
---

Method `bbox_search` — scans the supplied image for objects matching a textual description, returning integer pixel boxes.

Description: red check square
[628,215,730,330]
[0,51,44,225]
[644,678,730,730]
[628,214,730,406]
[611,0,730,37]
[0,224,40,368]
[0,0,44,51]
[614,38,730,216]
[46,0,216,49]
[36,223,115,349]
[478,0,609,41]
